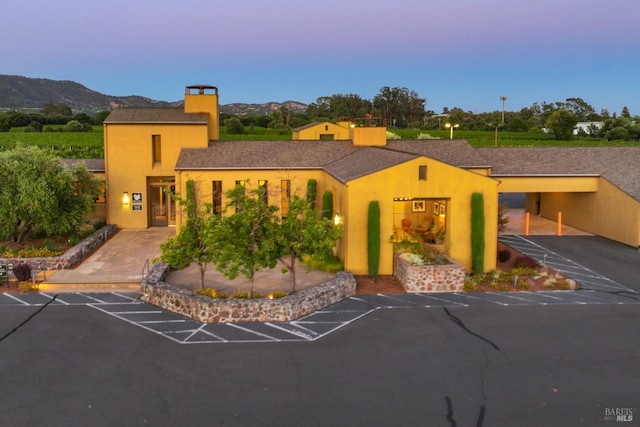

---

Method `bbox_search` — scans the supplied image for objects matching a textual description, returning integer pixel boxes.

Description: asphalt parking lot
[1,235,639,426]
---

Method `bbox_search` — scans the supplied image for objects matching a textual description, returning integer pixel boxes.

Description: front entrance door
[148,177,176,226]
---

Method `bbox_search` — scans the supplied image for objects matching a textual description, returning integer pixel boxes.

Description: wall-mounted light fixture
[123,192,130,206]
[334,213,341,225]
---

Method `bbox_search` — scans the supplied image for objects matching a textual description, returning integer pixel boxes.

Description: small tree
[0,146,101,243]
[157,180,217,289]
[545,109,578,140]
[367,201,381,278]
[321,190,333,220]
[212,182,280,298]
[276,195,343,292]
[225,117,244,134]
[471,192,485,274]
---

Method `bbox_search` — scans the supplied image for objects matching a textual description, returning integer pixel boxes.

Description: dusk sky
[2,0,639,115]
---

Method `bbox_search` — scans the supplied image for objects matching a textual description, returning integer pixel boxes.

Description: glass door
[148,177,175,226]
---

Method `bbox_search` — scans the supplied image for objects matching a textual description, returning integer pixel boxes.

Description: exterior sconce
[123,192,130,206]
[334,213,341,225]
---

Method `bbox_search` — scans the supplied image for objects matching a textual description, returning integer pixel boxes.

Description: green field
[0,126,104,158]
[0,126,636,159]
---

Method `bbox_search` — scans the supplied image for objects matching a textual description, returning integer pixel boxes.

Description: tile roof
[324,147,418,183]
[176,140,360,170]
[477,147,640,201]
[103,108,208,124]
[60,158,105,172]
[176,140,419,182]
[385,139,491,168]
[174,138,640,202]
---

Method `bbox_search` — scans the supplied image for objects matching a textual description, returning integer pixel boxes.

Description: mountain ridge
[0,75,307,115]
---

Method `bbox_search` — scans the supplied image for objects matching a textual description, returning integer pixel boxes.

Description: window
[152,135,161,163]
[418,165,427,180]
[281,180,291,215]
[212,181,222,215]
[258,180,268,204]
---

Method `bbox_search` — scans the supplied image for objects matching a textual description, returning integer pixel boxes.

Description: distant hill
[0,75,307,115]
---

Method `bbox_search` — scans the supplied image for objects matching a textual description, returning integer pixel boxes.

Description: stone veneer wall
[0,225,117,271]
[141,263,357,323]
[394,254,466,292]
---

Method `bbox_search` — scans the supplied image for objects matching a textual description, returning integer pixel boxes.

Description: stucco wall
[538,178,640,247]
[346,157,498,274]
[104,123,209,228]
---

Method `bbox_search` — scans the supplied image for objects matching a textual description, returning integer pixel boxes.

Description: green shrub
[302,254,344,273]
[306,179,317,209]
[18,281,39,293]
[268,291,289,299]
[367,201,380,278]
[321,190,333,220]
[470,192,485,274]
[514,255,538,269]
[43,240,58,253]
[196,288,228,299]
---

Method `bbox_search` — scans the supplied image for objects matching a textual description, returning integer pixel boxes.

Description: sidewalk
[500,209,592,236]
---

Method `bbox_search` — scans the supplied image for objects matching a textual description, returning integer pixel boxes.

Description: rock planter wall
[394,253,466,292]
[141,263,357,323]
[0,225,117,272]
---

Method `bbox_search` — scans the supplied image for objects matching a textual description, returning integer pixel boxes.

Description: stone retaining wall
[141,263,356,323]
[394,254,466,292]
[0,225,117,271]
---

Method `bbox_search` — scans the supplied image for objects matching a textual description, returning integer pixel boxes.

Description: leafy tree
[63,120,86,132]
[42,102,72,117]
[0,146,102,243]
[157,180,218,289]
[545,109,578,140]
[621,106,631,118]
[225,117,244,134]
[276,195,343,292]
[562,97,596,121]
[212,183,280,298]
[605,126,630,141]
[373,86,425,128]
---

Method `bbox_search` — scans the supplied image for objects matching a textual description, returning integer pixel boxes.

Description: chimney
[184,85,219,140]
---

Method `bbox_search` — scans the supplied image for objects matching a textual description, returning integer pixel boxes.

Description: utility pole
[500,96,508,124]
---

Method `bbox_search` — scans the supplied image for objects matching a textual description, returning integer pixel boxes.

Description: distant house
[291,121,352,140]
[573,121,604,135]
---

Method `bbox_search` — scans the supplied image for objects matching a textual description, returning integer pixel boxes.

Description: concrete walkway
[500,209,592,236]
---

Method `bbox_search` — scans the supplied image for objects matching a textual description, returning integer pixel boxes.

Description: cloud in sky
[2,0,639,114]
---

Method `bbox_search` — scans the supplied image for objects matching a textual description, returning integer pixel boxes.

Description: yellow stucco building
[102,85,640,277]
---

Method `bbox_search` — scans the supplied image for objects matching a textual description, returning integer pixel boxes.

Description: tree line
[4,91,638,142]
[0,102,109,132]
[225,88,638,141]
